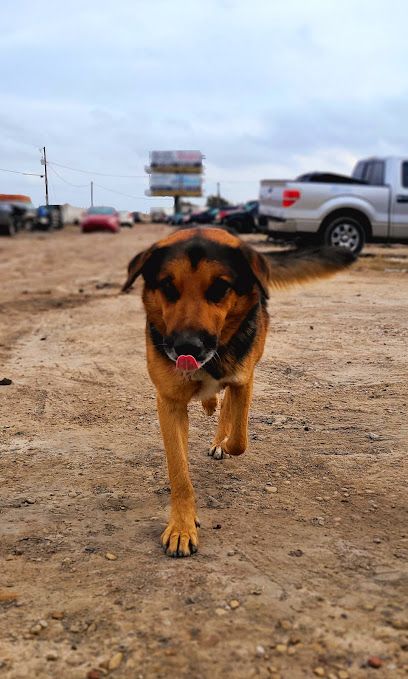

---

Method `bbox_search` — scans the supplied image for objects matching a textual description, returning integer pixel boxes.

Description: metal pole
[91,181,94,207]
[43,147,49,206]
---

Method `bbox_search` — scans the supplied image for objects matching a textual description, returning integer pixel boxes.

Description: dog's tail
[249,246,356,295]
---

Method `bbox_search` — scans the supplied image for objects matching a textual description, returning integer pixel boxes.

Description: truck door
[390,161,408,240]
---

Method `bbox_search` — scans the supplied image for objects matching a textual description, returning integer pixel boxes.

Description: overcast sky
[1,0,407,210]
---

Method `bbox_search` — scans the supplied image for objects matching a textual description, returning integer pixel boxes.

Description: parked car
[259,156,408,253]
[214,205,242,225]
[33,204,63,231]
[183,208,217,225]
[0,194,36,234]
[223,200,259,233]
[167,212,186,226]
[150,210,168,223]
[0,203,16,236]
[119,210,133,228]
[36,205,51,230]
[81,206,120,233]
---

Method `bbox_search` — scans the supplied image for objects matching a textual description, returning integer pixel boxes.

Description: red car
[81,206,120,233]
[214,205,241,225]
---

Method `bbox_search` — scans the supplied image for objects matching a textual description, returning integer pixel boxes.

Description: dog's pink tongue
[176,354,200,371]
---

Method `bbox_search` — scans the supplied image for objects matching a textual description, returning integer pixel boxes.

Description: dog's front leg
[224,377,253,455]
[157,394,199,557]
[209,376,254,459]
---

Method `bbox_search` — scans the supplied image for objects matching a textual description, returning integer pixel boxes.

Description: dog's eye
[158,278,180,302]
[206,278,231,303]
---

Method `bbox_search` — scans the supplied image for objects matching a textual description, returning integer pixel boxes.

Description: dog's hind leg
[209,387,232,459]
[202,395,218,416]
[157,394,199,557]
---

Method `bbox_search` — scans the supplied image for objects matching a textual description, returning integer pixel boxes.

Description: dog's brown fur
[122,227,354,557]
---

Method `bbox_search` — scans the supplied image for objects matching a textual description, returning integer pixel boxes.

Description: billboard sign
[148,150,203,174]
[148,173,203,197]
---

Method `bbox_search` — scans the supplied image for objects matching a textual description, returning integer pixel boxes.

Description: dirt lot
[0,225,407,679]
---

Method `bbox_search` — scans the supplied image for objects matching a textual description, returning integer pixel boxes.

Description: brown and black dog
[122,227,354,557]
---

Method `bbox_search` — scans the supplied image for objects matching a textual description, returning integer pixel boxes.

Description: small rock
[256,645,265,657]
[368,432,380,440]
[87,671,102,679]
[373,537,382,544]
[212,523,222,530]
[69,623,81,633]
[265,486,278,493]
[0,378,12,385]
[38,619,48,628]
[30,624,43,635]
[289,549,303,557]
[275,644,287,654]
[229,599,240,609]
[367,656,383,668]
[313,668,325,677]
[0,591,18,602]
[279,619,292,631]
[337,671,350,679]
[206,495,221,508]
[46,651,59,661]
[105,552,118,561]
[215,607,227,616]
[108,652,123,670]
[389,617,408,630]
[312,516,325,526]
[226,549,236,556]
[51,610,65,620]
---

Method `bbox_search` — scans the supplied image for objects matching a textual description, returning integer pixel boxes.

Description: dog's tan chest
[190,370,242,402]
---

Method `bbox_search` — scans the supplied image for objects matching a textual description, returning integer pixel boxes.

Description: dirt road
[0,225,407,679]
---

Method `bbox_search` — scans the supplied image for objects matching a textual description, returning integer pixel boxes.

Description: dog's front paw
[161,512,199,558]
[208,442,230,460]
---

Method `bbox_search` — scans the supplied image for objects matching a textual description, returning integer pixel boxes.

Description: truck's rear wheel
[323,216,365,254]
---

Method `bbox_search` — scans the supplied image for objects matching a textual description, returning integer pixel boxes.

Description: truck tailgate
[259,180,303,219]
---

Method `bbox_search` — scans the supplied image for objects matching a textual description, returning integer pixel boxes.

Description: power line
[49,165,89,188]
[94,182,170,201]
[47,160,146,178]
[0,167,44,177]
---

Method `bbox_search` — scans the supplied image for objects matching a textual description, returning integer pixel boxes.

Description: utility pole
[90,181,94,207]
[216,181,221,208]
[42,147,49,206]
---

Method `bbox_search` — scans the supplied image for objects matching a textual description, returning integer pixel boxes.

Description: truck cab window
[401,162,408,188]
[365,161,384,185]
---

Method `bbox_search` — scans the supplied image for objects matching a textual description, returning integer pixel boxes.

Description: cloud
[0,0,407,208]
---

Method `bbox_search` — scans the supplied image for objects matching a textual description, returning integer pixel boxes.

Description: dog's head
[122,227,355,369]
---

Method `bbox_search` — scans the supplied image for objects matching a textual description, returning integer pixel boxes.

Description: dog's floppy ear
[121,246,155,293]
[121,244,170,292]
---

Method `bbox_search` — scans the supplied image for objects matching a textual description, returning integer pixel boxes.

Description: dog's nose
[173,335,204,359]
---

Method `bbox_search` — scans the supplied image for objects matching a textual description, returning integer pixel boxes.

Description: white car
[119,211,133,228]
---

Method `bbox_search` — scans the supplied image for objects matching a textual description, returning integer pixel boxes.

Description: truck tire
[322,215,365,254]
[0,220,16,236]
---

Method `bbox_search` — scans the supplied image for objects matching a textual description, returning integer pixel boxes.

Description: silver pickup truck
[259,156,408,253]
